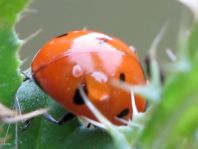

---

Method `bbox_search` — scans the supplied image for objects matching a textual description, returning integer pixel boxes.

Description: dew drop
[91,71,108,83]
[99,94,110,101]
[49,41,55,45]
[72,64,84,78]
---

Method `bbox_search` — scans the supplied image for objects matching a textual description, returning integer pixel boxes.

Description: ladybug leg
[43,112,75,125]
[21,68,33,82]
[86,123,97,129]
[22,74,31,82]
[86,123,91,128]
[20,118,33,131]
[20,113,75,131]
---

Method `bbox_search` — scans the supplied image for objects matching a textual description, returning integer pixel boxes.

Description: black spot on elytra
[119,73,125,82]
[56,33,68,38]
[73,85,88,105]
[117,108,129,118]
[73,89,84,105]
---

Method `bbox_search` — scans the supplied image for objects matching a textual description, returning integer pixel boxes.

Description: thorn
[23,8,38,14]
[20,57,30,69]
[2,108,49,123]
[20,28,42,45]
[148,23,168,59]
[82,27,88,31]
[115,117,129,125]
[178,0,198,21]
[145,24,168,93]
[129,45,137,53]
[14,96,23,121]
[130,122,144,129]
[131,91,138,117]
[18,8,38,22]
[0,102,49,123]
[0,103,17,117]
[166,48,177,62]
[2,123,11,146]
[79,86,113,128]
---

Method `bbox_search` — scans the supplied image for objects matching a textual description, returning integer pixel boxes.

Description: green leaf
[2,1,198,148]
[3,80,114,149]
[63,128,114,149]
[0,1,114,148]
[0,0,29,105]
[0,0,29,147]
[188,23,198,60]
[139,63,198,149]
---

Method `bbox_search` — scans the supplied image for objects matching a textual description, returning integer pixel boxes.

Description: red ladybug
[31,30,146,125]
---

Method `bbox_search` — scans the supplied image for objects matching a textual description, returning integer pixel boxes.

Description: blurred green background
[16,0,185,69]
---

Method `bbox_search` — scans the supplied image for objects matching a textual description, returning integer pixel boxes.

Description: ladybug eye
[119,73,125,82]
[56,33,68,38]
[116,108,129,118]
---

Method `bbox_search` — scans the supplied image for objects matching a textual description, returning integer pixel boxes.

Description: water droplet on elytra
[91,71,108,83]
[99,94,110,101]
[72,64,84,78]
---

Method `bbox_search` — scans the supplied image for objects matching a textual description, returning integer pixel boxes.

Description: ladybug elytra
[31,30,147,125]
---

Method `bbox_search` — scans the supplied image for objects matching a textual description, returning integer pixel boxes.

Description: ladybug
[31,30,147,126]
